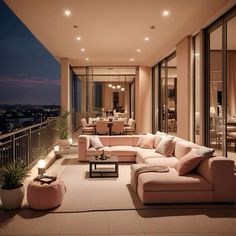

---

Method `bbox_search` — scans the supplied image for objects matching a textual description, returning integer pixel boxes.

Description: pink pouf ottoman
[27,179,66,210]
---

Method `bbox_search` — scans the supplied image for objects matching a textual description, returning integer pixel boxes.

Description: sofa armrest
[197,156,236,201]
[78,135,90,161]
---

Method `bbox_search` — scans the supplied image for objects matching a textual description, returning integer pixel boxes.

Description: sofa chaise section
[131,157,236,204]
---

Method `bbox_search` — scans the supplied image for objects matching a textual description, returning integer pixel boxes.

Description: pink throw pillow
[155,136,174,156]
[175,150,204,176]
[140,134,155,149]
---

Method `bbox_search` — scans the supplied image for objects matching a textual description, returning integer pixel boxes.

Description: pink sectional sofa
[78,134,236,203]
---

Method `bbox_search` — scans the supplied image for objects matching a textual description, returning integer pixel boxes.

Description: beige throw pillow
[175,150,204,175]
[90,136,104,149]
[136,135,145,147]
[155,135,174,156]
[140,134,155,149]
[154,131,166,149]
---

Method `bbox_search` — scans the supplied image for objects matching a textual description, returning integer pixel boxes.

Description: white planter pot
[59,139,70,149]
[1,185,25,210]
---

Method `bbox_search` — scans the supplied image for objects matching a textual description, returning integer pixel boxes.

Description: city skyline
[0,1,60,105]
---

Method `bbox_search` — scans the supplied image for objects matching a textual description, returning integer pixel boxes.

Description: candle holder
[37,159,46,176]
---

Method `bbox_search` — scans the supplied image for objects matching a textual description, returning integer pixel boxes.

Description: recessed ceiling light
[85,57,89,61]
[76,36,81,41]
[81,48,85,52]
[64,10,71,16]
[130,58,134,61]
[137,49,141,52]
[162,10,170,16]
[144,37,149,41]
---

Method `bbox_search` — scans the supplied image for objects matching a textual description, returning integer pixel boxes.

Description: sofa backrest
[97,136,111,146]
[110,135,139,146]
[91,135,140,147]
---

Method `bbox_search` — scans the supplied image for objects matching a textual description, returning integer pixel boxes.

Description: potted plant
[56,110,70,149]
[0,161,29,210]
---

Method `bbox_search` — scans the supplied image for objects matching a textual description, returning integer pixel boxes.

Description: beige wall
[135,67,152,133]
[176,36,191,140]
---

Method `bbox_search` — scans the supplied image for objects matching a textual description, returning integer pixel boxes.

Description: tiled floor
[1,208,236,235]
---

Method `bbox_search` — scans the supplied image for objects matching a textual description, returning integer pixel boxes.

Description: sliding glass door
[205,7,236,158]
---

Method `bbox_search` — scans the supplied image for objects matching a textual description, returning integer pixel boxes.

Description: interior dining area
[70,66,136,135]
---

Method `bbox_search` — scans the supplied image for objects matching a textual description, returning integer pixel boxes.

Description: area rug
[23,153,235,213]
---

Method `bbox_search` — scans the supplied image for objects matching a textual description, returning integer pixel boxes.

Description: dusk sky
[0,1,60,105]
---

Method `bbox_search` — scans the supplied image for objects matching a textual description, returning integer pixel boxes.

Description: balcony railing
[0,119,58,168]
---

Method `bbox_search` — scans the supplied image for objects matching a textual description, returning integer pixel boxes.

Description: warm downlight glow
[163,10,170,16]
[144,37,149,41]
[64,10,71,16]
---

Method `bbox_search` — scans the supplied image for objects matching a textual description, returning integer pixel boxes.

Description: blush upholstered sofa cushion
[175,150,204,175]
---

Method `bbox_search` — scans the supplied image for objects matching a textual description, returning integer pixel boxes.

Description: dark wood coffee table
[89,156,119,178]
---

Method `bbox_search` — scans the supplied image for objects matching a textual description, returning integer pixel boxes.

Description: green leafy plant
[0,161,30,190]
[56,110,70,139]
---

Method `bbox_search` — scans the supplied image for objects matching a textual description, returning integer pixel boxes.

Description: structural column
[60,57,72,136]
[135,67,152,133]
[176,36,191,140]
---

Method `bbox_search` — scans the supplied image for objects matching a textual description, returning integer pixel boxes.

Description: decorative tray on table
[34,175,57,184]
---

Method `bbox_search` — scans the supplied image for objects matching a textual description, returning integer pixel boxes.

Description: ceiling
[72,66,136,82]
[5,0,234,66]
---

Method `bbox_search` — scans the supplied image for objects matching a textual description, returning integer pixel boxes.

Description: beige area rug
[50,156,145,212]
[22,149,235,213]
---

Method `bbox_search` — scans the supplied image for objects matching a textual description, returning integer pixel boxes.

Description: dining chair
[96,121,109,135]
[124,119,136,134]
[81,118,95,135]
[111,120,124,135]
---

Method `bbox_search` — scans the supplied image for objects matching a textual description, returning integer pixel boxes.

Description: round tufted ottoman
[27,179,66,210]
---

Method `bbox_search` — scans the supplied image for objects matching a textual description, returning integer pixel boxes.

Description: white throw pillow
[154,131,166,149]
[140,134,156,149]
[90,136,104,149]
[155,135,174,156]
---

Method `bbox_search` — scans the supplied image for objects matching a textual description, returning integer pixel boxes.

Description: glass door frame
[152,52,176,133]
[162,52,176,133]
[204,7,236,156]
